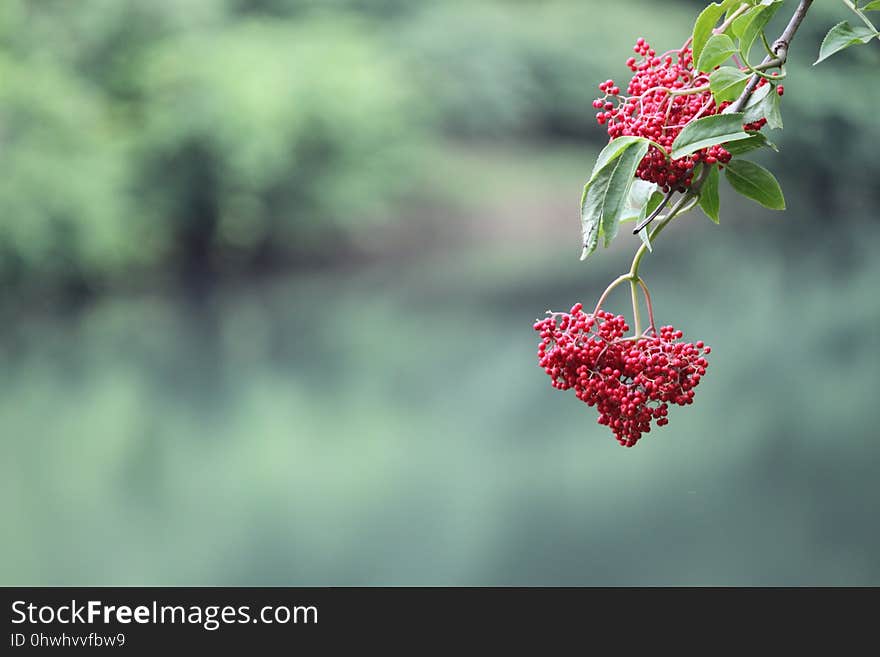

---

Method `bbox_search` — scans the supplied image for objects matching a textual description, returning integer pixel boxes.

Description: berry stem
[592,273,632,319]
[629,190,699,281]
[760,32,777,59]
[739,57,786,81]
[593,189,697,341]
[842,0,880,36]
[751,59,785,72]
[714,3,751,36]
[591,181,701,339]
[637,278,657,335]
[630,278,643,339]
[668,85,709,96]
[636,84,709,102]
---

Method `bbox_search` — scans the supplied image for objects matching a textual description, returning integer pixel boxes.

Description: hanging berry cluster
[591,38,768,193]
[534,305,710,447]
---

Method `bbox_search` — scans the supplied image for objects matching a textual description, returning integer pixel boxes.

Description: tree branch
[728,0,814,114]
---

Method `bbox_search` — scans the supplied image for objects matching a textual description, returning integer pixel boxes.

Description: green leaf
[637,225,653,252]
[765,89,783,129]
[740,83,782,129]
[709,66,749,102]
[724,131,778,154]
[731,4,760,38]
[618,179,658,224]
[697,33,739,71]
[692,2,729,66]
[864,1,880,10]
[735,1,782,57]
[699,165,721,223]
[589,136,649,183]
[725,1,761,21]
[635,190,664,252]
[580,140,650,259]
[724,159,785,210]
[644,189,666,218]
[671,112,751,159]
[742,83,772,122]
[741,81,771,112]
[814,21,878,65]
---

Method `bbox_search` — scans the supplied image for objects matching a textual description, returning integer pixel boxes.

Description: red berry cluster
[592,38,768,192]
[534,303,710,447]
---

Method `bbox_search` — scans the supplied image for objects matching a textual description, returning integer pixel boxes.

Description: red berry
[592,37,770,193]
[534,307,710,447]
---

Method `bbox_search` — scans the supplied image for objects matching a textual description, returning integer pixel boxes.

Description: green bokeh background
[1,0,878,585]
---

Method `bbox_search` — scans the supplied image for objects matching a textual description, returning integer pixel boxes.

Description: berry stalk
[630,278,643,339]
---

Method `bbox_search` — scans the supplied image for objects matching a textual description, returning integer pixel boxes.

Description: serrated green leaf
[814,21,878,65]
[589,136,649,183]
[580,140,650,259]
[697,34,739,71]
[864,1,880,11]
[724,159,785,210]
[671,112,750,159]
[709,66,749,102]
[724,131,778,154]
[692,2,728,67]
[699,165,721,223]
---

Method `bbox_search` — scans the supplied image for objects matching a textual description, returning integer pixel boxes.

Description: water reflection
[1,230,879,585]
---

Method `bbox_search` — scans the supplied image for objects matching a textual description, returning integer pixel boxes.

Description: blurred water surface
[3,223,879,585]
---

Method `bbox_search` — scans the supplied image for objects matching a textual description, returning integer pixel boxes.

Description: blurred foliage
[231,0,430,18]
[133,19,419,275]
[0,0,422,287]
[394,1,694,138]
[0,0,876,291]
[0,55,131,288]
